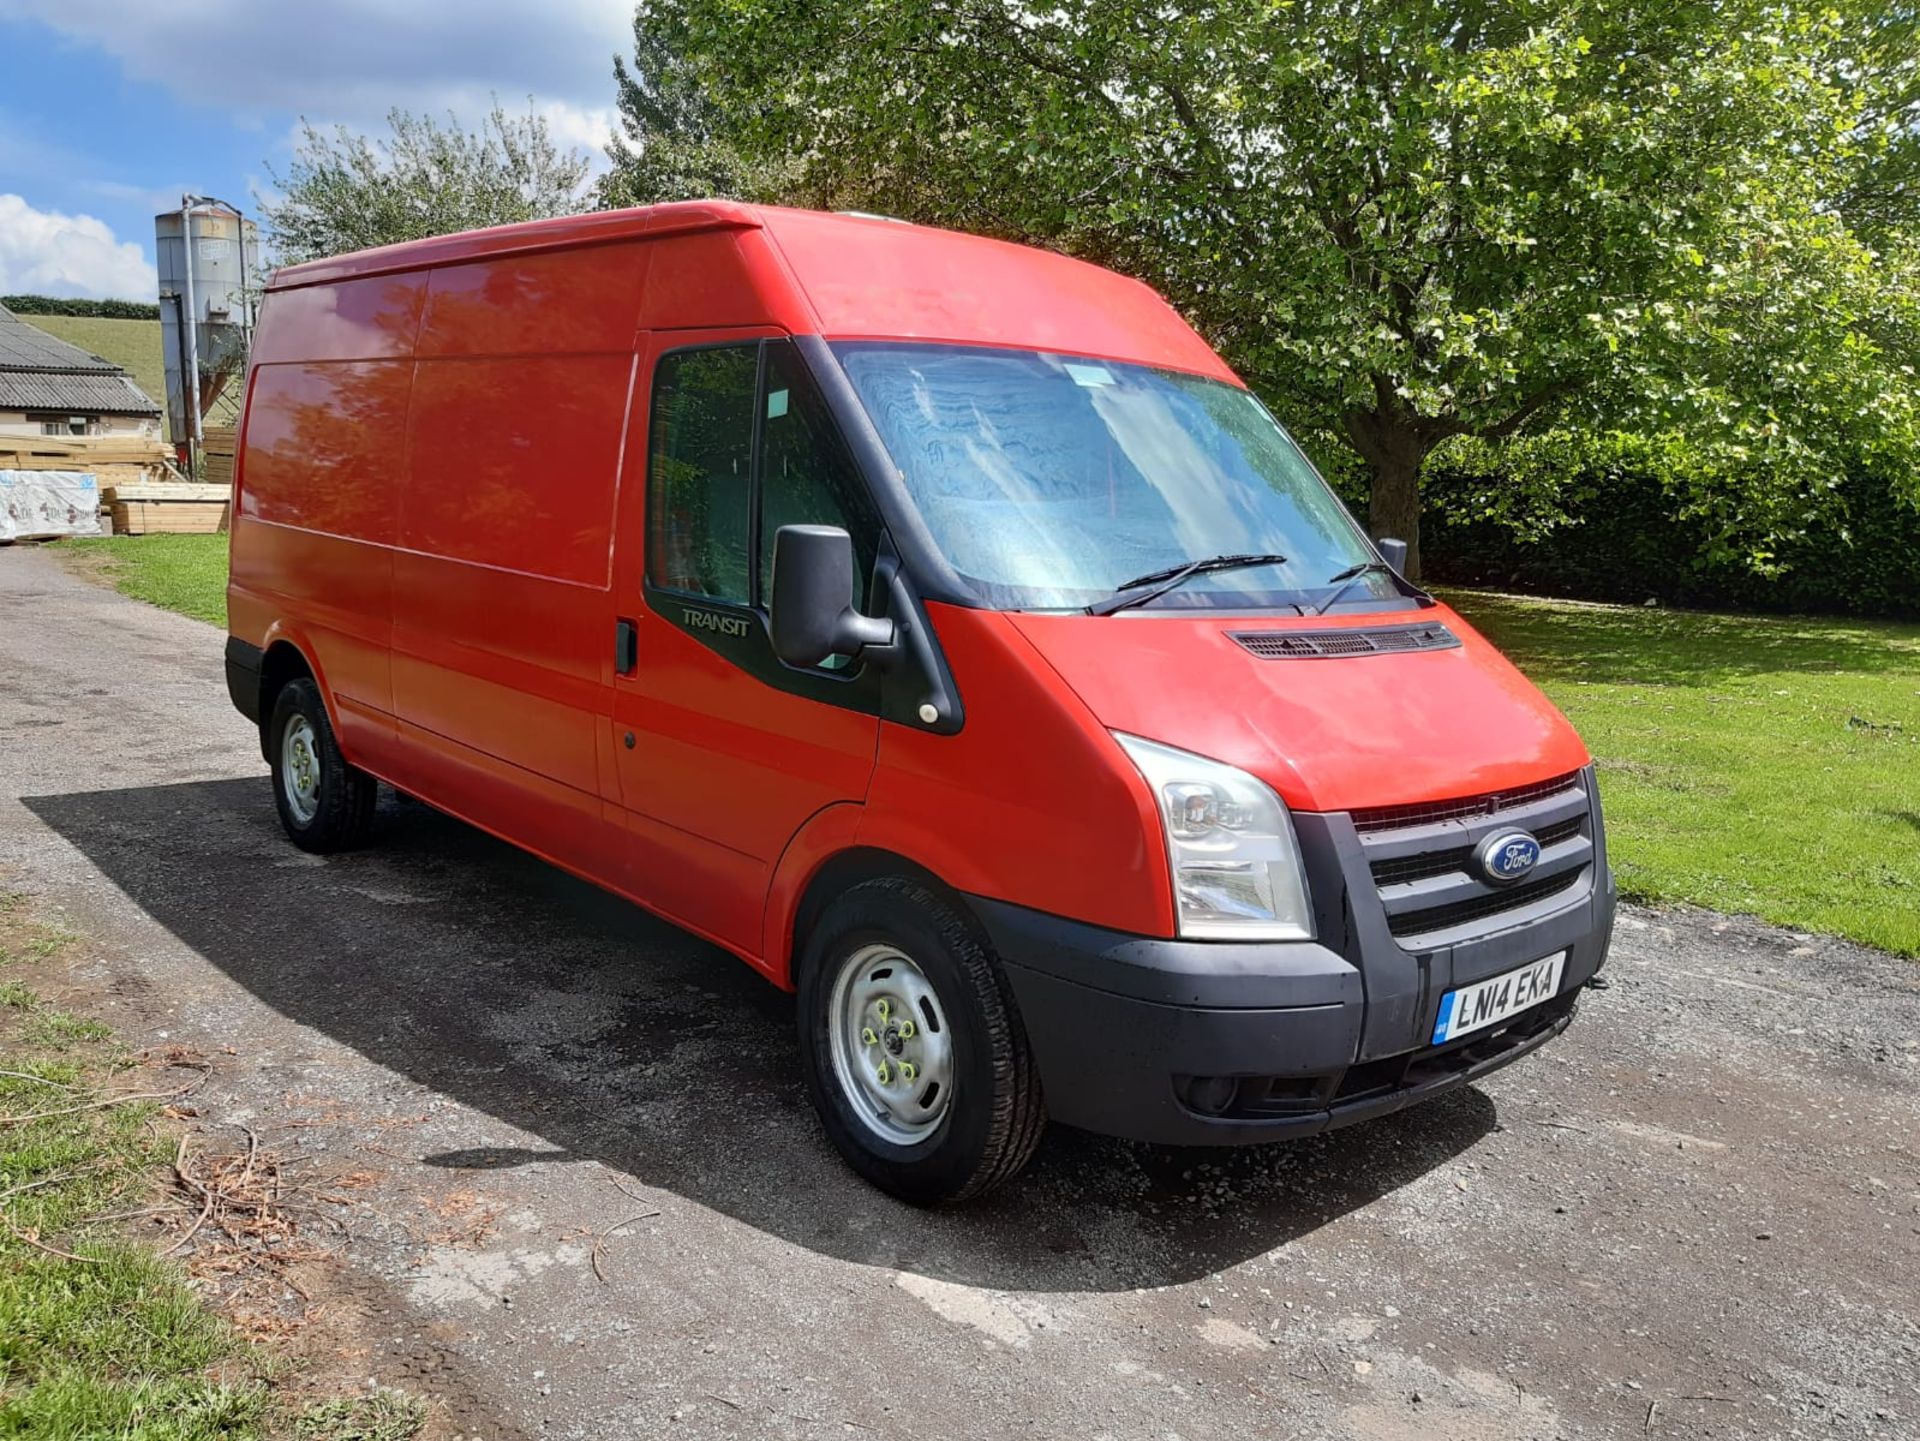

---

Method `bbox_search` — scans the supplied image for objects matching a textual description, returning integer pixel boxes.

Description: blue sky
[0,0,631,299]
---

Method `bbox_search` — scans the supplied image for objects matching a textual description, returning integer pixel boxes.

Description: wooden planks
[0,435,178,496]
[101,480,230,535]
[201,425,236,488]
[110,499,228,534]
[0,431,239,532]
[105,482,229,502]
[0,436,172,468]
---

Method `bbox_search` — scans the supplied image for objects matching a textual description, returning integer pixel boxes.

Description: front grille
[1350,770,1583,833]
[1370,815,1582,887]
[1385,868,1584,940]
[1228,622,1459,660]
[1347,769,1597,946]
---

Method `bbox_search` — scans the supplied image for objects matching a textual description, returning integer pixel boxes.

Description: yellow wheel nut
[899,1061,918,1083]
[898,1020,916,1040]
[861,1027,878,1046]
[875,1060,891,1084]
[876,999,891,1020]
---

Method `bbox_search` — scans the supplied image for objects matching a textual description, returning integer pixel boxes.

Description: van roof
[267,199,762,290]
[267,202,1236,384]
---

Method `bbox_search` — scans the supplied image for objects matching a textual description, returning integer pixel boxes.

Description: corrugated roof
[0,370,162,416]
[0,303,162,416]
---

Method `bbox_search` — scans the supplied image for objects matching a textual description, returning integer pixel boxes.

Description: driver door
[608,331,884,962]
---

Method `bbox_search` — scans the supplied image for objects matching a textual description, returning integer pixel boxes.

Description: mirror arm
[842,610,896,662]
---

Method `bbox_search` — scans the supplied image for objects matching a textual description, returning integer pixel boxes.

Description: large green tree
[596,4,796,208]
[643,0,1920,573]
[262,103,590,264]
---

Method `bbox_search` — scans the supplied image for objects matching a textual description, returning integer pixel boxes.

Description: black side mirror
[1376,536,1409,574]
[770,524,895,668]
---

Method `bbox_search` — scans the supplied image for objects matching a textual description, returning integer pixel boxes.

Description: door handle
[615,617,638,675]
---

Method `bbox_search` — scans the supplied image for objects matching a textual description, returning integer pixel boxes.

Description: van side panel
[388,243,648,876]
[413,246,643,357]
[249,273,426,365]
[402,353,629,590]
[230,272,426,769]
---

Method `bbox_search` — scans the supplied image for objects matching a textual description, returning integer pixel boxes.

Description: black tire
[267,677,377,853]
[796,877,1046,1204]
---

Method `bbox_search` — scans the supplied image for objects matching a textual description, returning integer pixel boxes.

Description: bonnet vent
[1228,622,1460,659]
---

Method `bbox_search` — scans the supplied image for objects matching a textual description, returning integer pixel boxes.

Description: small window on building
[647,345,759,603]
[34,414,97,437]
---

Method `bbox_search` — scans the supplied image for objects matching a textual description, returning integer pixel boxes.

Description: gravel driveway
[1,544,1916,1440]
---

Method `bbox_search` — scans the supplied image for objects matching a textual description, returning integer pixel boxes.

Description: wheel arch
[770,829,987,992]
[254,630,332,761]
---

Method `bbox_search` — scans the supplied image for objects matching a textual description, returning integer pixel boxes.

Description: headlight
[1113,733,1314,941]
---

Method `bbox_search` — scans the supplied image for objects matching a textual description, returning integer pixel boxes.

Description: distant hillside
[22,314,170,441]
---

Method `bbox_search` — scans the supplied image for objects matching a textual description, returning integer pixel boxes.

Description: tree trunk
[1342,395,1433,579]
[1367,446,1425,579]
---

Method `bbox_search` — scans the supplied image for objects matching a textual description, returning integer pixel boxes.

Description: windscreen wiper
[1309,558,1426,615]
[1087,553,1290,616]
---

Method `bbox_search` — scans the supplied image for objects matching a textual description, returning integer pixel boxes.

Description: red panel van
[226,203,1615,1203]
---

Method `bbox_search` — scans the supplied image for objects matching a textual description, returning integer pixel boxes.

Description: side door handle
[615,617,638,676]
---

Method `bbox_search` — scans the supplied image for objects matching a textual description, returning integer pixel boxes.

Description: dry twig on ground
[590,1209,661,1284]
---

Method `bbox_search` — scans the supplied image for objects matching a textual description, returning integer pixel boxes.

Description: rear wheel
[797,877,1045,1204]
[268,677,376,852]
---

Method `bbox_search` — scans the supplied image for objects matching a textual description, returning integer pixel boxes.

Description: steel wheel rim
[827,942,954,1146]
[281,716,321,825]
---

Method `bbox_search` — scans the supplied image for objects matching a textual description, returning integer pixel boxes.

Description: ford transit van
[225,203,1614,1203]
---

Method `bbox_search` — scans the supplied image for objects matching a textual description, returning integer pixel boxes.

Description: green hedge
[1,295,161,321]
[1422,463,1920,619]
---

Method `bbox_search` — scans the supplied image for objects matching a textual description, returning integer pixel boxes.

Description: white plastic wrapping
[0,470,103,541]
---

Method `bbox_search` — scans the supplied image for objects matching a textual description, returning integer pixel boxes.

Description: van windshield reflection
[831,342,1396,612]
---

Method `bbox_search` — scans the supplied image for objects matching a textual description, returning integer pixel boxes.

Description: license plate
[1431,951,1566,1045]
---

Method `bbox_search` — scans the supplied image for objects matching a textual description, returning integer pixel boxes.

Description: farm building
[0,302,162,440]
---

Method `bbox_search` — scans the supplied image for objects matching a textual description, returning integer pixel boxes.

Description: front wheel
[267,677,377,853]
[796,877,1045,1204]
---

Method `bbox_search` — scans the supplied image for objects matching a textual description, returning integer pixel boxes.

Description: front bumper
[974,767,1617,1146]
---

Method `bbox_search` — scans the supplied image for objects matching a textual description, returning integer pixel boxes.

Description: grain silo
[155,197,262,458]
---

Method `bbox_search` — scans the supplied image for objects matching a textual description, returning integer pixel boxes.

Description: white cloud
[80,179,194,215]
[0,193,157,299]
[535,101,620,169]
[0,2,632,138]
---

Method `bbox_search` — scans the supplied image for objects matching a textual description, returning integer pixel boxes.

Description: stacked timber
[201,425,237,489]
[0,437,180,534]
[0,435,176,494]
[104,482,230,536]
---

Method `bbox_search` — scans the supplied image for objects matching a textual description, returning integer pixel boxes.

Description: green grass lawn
[52,536,1920,954]
[63,535,227,626]
[21,315,169,439]
[0,893,425,1438]
[0,901,268,1434]
[1449,590,1920,956]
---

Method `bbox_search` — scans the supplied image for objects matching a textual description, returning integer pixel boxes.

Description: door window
[647,345,758,602]
[648,340,877,610]
[757,342,877,606]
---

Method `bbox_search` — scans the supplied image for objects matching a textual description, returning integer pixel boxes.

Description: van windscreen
[832,342,1391,612]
